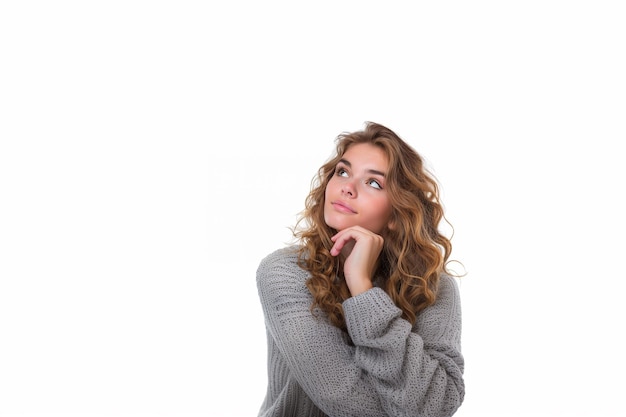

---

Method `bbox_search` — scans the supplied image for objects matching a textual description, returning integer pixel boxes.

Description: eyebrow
[338,158,386,177]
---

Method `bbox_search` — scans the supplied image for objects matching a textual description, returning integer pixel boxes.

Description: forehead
[342,143,389,170]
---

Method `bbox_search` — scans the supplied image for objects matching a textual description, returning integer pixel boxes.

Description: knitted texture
[256,246,465,417]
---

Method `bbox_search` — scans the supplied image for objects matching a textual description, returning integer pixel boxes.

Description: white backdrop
[1,1,625,416]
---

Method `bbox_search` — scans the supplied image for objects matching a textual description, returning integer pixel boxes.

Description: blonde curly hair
[294,122,455,332]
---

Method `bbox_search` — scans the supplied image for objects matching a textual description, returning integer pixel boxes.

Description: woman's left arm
[343,274,465,417]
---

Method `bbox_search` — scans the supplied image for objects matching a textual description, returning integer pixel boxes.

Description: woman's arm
[257,247,464,417]
[343,276,464,416]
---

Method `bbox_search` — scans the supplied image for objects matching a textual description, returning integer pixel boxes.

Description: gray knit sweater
[256,246,464,417]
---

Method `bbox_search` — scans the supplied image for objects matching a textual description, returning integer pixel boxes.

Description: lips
[331,200,357,214]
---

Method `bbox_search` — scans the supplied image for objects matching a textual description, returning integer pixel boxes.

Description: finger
[330,234,350,256]
[331,225,371,240]
[330,229,361,256]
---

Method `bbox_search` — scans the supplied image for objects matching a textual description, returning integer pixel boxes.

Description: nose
[341,181,356,197]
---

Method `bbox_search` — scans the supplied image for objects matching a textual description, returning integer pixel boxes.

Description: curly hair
[293,122,455,332]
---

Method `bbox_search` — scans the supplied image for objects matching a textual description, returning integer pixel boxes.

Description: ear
[387,216,397,232]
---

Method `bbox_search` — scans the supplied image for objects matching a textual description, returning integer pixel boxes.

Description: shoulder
[432,274,462,319]
[256,245,308,289]
[437,274,461,304]
[414,273,463,345]
[256,245,301,275]
[256,245,313,307]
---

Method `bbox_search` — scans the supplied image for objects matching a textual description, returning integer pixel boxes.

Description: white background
[1,1,625,416]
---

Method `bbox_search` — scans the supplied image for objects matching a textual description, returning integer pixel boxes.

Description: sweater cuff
[342,287,404,345]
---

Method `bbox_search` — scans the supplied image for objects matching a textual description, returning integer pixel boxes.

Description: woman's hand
[330,226,384,296]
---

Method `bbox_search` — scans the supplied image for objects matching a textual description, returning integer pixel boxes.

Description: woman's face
[324,143,393,234]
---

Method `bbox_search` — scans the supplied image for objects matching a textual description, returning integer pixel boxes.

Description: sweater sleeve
[257,247,464,417]
[343,277,464,417]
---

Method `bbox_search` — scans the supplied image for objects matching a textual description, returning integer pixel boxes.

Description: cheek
[323,183,334,211]
[326,176,338,192]
[324,183,332,203]
[376,200,394,225]
[361,197,392,232]
[369,194,391,214]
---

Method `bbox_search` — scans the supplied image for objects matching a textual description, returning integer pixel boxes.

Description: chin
[323,216,345,232]
[326,220,353,232]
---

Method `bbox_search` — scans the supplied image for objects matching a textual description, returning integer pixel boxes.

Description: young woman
[256,122,464,417]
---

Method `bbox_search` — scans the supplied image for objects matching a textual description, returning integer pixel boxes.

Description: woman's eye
[367,179,382,189]
[336,168,348,177]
